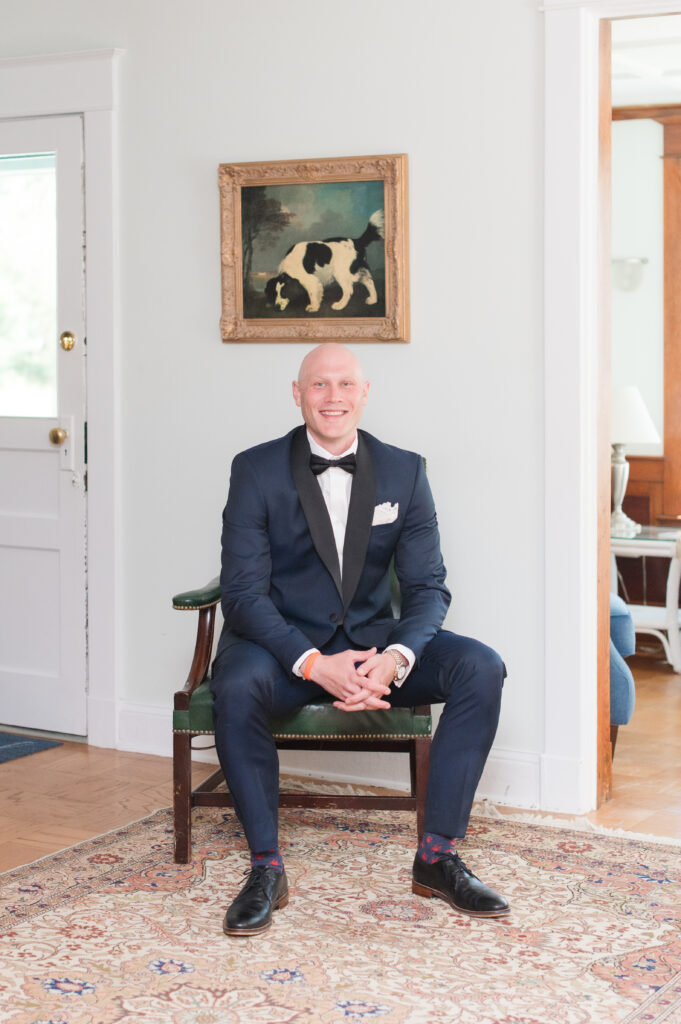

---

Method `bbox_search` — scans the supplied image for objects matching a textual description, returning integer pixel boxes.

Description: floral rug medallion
[1,808,680,1023]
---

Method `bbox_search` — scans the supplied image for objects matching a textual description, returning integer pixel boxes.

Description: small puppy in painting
[265,210,384,314]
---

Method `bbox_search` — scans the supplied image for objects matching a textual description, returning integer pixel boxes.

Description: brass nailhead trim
[271,733,427,739]
[174,729,429,739]
[174,729,215,735]
[172,601,220,610]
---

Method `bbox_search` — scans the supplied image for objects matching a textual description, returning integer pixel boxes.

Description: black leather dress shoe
[223,866,289,937]
[412,853,509,918]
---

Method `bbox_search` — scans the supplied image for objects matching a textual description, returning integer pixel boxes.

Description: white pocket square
[372,501,399,526]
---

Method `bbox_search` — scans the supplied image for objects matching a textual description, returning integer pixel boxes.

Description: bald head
[292,344,370,455]
[296,343,365,388]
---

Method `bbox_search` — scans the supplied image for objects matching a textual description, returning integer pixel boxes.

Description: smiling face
[292,344,370,455]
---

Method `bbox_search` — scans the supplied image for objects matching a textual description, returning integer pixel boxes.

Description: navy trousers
[210,629,505,852]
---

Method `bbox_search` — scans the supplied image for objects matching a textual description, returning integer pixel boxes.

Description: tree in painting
[241,187,292,292]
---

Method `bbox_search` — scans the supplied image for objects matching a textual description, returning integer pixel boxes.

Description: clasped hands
[307,648,394,712]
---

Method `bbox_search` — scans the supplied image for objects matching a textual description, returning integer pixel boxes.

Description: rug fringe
[279,782,681,846]
[474,799,681,847]
[279,774,388,796]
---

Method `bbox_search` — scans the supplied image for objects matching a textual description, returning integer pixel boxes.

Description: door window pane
[0,153,57,417]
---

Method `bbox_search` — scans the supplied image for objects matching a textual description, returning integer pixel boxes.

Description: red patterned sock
[250,848,284,872]
[417,832,457,864]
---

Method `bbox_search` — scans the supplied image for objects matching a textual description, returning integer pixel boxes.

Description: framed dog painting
[218,154,409,343]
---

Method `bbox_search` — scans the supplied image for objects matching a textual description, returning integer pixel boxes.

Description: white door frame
[0,49,122,747]
[542,0,681,811]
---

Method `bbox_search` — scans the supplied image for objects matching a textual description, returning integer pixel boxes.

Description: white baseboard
[114,702,563,812]
[477,748,541,809]
[116,702,173,758]
[87,695,117,749]
[540,753,595,814]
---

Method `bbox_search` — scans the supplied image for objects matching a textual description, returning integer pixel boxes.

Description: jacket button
[330,613,339,623]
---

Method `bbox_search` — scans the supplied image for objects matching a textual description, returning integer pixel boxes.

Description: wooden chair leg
[413,737,430,841]
[610,724,619,759]
[173,732,193,863]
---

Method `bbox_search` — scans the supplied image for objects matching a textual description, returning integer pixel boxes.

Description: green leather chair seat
[173,680,431,739]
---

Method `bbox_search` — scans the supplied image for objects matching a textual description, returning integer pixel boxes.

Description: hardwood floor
[499,653,681,839]
[586,653,681,836]
[0,743,214,872]
[0,655,679,873]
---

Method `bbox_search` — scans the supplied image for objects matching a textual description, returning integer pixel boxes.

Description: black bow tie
[309,453,357,476]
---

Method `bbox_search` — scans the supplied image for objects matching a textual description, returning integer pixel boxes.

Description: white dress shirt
[292,431,415,685]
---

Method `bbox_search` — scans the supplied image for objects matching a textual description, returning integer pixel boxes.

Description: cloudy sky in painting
[248,179,385,282]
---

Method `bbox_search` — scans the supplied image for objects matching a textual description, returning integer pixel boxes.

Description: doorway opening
[603,13,681,834]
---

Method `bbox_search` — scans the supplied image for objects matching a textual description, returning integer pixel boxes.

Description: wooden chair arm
[173,586,219,709]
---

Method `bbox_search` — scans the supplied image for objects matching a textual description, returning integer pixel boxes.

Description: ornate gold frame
[218,153,409,343]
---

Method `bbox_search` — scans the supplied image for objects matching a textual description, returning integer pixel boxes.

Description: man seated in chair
[212,342,509,936]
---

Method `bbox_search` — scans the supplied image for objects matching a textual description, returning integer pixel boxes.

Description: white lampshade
[611,385,661,445]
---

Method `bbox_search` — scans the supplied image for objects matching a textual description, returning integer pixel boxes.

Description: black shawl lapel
[341,432,376,611]
[290,426,342,598]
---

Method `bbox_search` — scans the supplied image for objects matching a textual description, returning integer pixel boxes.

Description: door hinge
[84,420,88,465]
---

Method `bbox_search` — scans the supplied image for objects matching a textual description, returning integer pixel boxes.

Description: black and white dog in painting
[265,210,384,313]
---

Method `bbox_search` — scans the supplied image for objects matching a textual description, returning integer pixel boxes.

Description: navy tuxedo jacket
[218,426,451,671]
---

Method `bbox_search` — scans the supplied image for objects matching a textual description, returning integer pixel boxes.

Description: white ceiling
[612,14,681,106]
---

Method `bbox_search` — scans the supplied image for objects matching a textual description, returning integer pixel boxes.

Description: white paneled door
[0,116,87,735]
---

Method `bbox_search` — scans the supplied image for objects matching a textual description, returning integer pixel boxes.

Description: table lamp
[611,385,661,536]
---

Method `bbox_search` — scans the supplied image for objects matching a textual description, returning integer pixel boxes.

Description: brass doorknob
[60,331,76,351]
[49,427,68,446]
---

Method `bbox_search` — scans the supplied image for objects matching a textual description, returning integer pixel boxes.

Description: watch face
[396,664,406,679]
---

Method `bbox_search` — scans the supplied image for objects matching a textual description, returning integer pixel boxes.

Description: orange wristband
[303,652,320,680]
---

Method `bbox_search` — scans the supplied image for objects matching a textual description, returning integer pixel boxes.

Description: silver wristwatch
[385,648,407,683]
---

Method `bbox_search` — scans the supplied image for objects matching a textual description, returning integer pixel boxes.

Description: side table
[611,526,681,673]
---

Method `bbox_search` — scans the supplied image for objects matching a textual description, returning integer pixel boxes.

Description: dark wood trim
[598,18,613,806]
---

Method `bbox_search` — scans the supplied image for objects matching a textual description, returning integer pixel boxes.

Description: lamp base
[611,443,642,537]
[611,508,642,537]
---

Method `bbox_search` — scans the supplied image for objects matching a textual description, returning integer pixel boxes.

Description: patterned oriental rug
[1,808,680,1024]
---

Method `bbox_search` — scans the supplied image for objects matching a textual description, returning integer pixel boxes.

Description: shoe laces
[239,864,273,893]
[441,852,480,883]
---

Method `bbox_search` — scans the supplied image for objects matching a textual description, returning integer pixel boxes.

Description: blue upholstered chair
[610,592,636,755]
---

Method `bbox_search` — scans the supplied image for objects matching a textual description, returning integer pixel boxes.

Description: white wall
[611,118,664,456]
[0,0,545,803]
